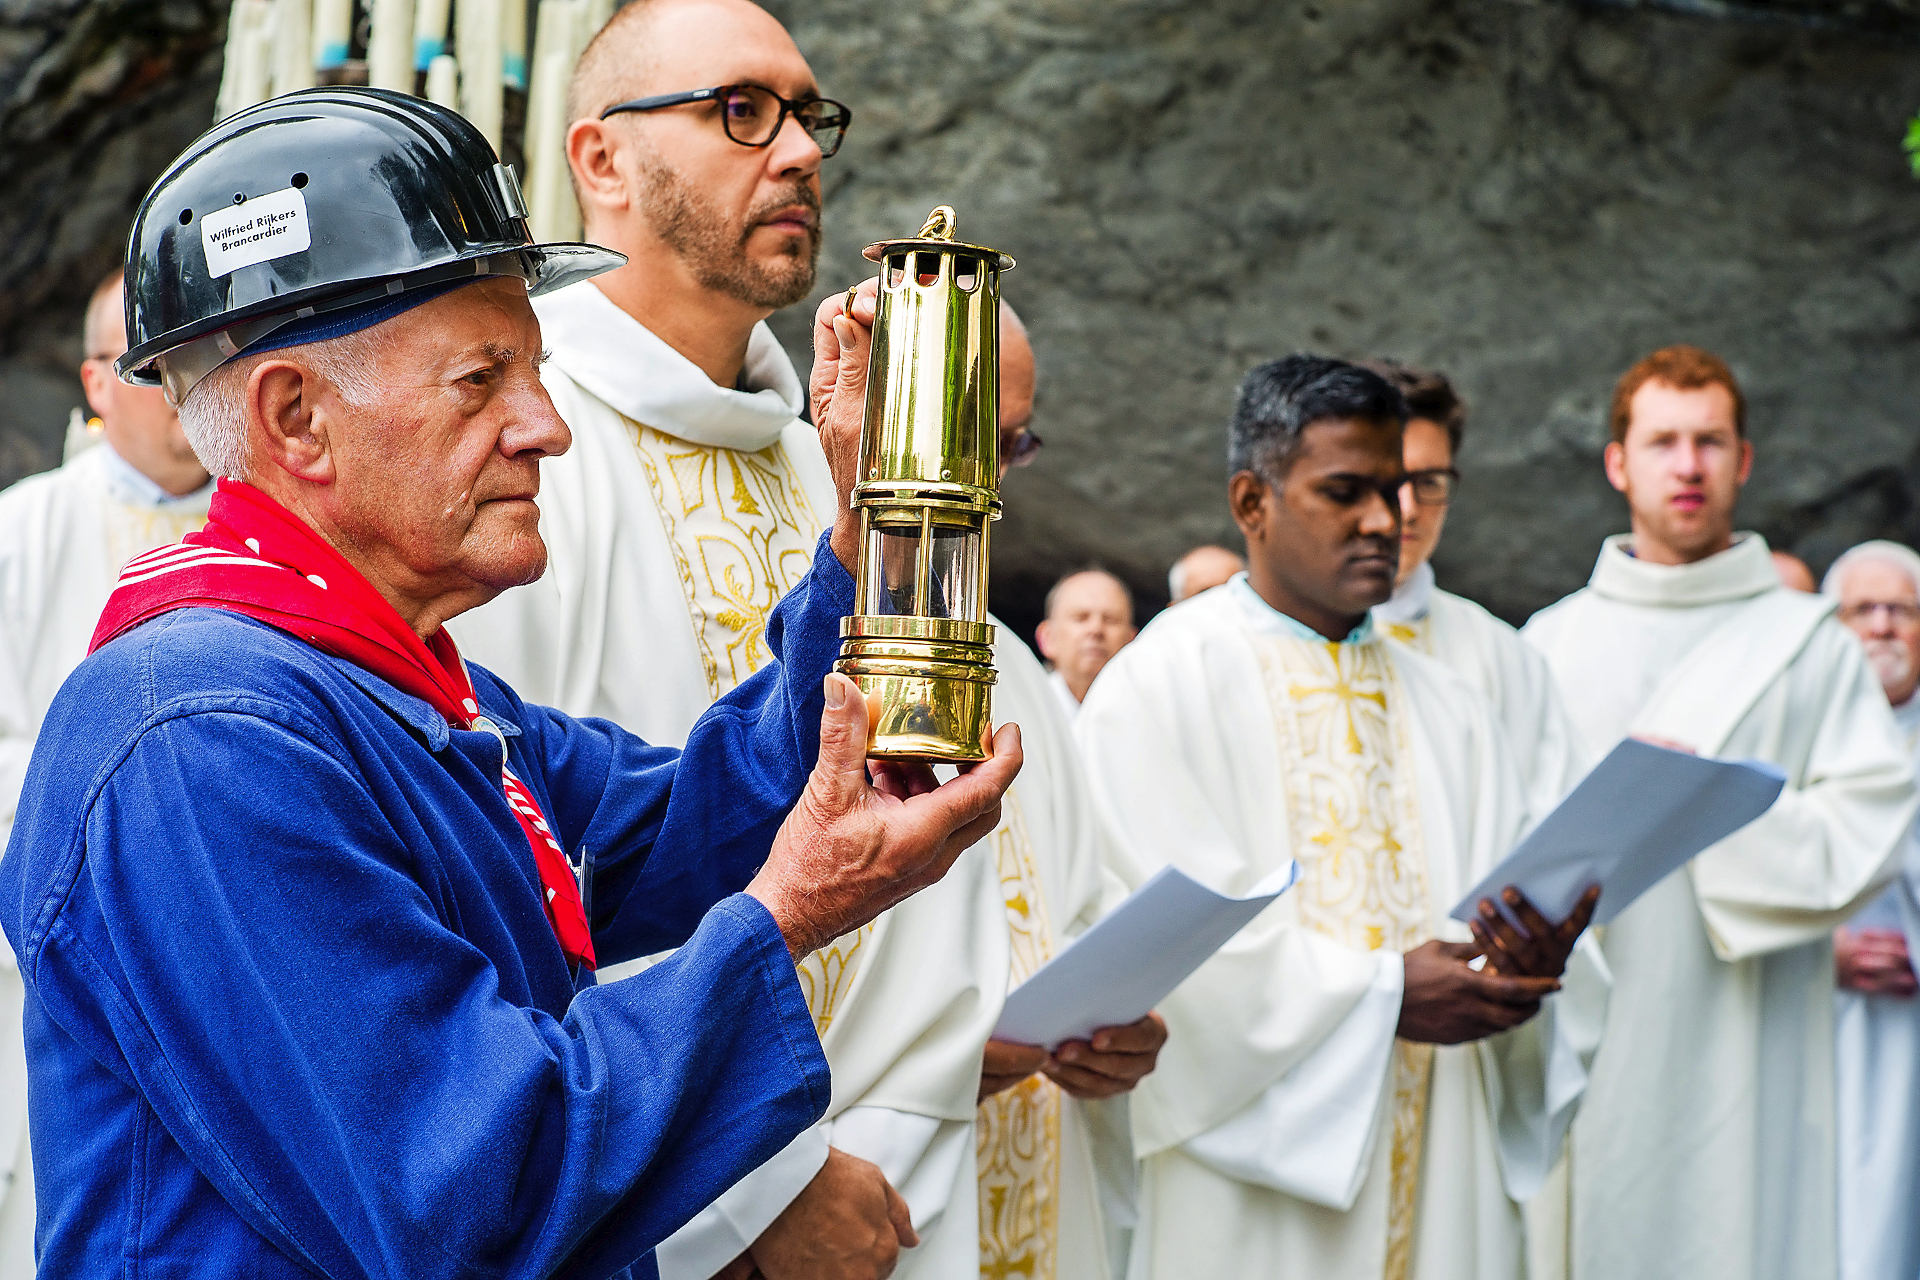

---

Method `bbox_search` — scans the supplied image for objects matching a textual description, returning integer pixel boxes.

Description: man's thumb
[813,674,872,801]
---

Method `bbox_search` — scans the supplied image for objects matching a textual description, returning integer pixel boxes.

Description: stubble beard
[636,149,821,310]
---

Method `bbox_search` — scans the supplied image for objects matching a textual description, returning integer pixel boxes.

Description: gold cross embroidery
[1288,645,1387,755]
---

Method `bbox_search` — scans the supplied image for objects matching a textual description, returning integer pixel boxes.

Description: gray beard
[635,150,820,310]
[1864,637,1914,698]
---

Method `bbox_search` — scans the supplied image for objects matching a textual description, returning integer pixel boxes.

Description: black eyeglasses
[600,84,852,157]
[1401,467,1460,507]
[1000,428,1043,470]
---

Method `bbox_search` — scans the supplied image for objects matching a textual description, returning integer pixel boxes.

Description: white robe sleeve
[1683,626,1917,960]
[1180,953,1405,1209]
[653,1127,830,1280]
[826,1108,970,1237]
[1404,650,1609,1203]
[1474,934,1611,1200]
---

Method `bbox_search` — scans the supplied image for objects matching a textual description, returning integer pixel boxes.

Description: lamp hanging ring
[918,205,956,240]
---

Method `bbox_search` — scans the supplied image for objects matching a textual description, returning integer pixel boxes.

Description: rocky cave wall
[5,0,1920,641]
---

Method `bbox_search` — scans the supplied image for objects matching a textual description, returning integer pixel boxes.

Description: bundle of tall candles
[214,0,611,187]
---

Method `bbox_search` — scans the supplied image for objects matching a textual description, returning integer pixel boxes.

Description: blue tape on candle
[503,53,526,91]
[414,37,445,70]
[315,41,349,69]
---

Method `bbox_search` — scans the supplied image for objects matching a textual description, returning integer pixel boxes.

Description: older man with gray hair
[1824,539,1920,1280]
[2,87,1021,1280]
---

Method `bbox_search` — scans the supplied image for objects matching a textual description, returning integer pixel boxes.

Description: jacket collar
[329,653,521,751]
[532,279,803,452]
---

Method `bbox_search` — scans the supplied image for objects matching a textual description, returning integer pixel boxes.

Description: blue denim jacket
[0,536,852,1279]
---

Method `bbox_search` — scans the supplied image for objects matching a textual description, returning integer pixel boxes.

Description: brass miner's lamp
[834,206,1015,761]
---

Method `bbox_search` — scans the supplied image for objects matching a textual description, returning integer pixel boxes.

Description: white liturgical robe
[1835,695,1920,1280]
[1523,533,1916,1280]
[1374,562,1590,825]
[1077,576,1607,1280]
[0,441,210,1275]
[453,281,1118,1278]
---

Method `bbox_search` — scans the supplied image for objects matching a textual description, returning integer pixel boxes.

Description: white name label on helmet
[200,187,312,279]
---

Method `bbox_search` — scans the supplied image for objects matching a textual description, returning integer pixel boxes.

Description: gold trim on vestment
[625,418,822,700]
[624,415,852,1022]
[1385,617,1433,655]
[795,924,877,1035]
[978,792,1062,1280]
[1257,636,1433,1279]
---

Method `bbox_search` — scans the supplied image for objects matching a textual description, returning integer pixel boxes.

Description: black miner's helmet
[119,86,624,402]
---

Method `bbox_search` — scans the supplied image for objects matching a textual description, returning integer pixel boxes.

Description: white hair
[174,326,393,480]
[1820,539,1920,600]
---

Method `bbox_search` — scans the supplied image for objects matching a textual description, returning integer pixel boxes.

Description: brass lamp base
[835,616,998,761]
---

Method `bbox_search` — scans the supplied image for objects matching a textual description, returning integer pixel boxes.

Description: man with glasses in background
[456,4,1077,1277]
[1824,541,1920,1280]
[0,271,212,1274]
[1366,360,1587,827]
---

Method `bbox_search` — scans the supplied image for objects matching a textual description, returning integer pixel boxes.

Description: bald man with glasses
[1366,360,1588,829]
[453,3,1032,1277]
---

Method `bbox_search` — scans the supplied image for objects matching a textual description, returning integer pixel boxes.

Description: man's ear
[249,360,335,485]
[567,118,629,228]
[1034,618,1057,663]
[1228,470,1271,543]
[79,359,115,418]
[1602,440,1628,494]
[1736,437,1754,488]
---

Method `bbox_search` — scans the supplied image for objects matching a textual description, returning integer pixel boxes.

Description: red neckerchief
[92,479,596,970]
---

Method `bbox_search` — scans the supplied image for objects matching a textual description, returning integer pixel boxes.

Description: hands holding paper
[1469,884,1600,979]
[1398,885,1599,1045]
[978,1013,1169,1103]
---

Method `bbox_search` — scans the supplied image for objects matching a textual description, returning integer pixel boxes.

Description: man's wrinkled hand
[1397,939,1559,1044]
[1043,1012,1167,1100]
[1835,926,1918,997]
[979,1038,1049,1102]
[744,1147,916,1280]
[748,673,1022,960]
[1470,885,1599,980]
[810,281,879,574]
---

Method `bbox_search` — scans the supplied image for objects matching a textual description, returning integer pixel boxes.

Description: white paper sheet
[992,862,1301,1049]
[1449,738,1786,930]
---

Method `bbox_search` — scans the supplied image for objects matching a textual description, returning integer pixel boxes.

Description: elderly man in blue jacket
[0,89,1020,1279]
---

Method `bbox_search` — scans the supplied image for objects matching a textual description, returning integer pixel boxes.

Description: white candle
[499,0,527,91]
[217,0,274,119]
[524,0,583,240]
[367,0,416,92]
[581,0,611,39]
[425,53,459,106]
[310,0,351,70]
[271,0,315,95]
[413,0,451,71]
[238,21,275,111]
[455,0,503,148]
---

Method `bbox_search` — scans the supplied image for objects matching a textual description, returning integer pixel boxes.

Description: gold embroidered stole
[977,792,1063,1280]
[795,925,875,1035]
[1383,615,1433,655]
[104,503,207,578]
[626,417,865,1028]
[1256,635,1434,1280]
[625,418,823,700]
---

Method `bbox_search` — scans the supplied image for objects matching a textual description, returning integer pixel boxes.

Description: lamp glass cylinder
[835,207,1015,761]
